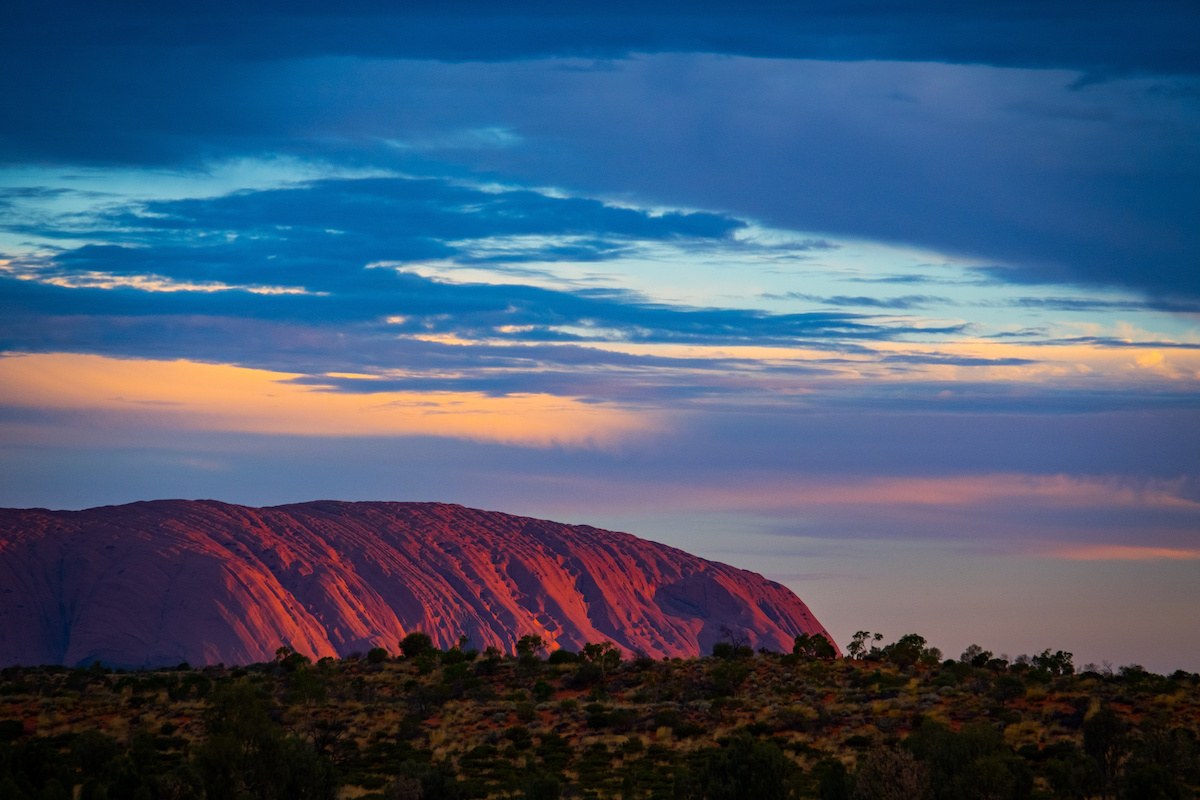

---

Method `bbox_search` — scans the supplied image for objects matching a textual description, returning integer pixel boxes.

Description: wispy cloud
[5,173,1196,407]
[1046,545,1200,562]
[490,469,1200,529]
[1002,296,1200,315]
[763,293,950,310]
[646,473,1200,515]
[385,127,523,152]
[0,352,657,449]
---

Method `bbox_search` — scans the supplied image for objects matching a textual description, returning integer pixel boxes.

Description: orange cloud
[868,340,1200,384]
[707,473,1198,513]
[0,352,656,448]
[1046,545,1200,561]
[809,474,1200,511]
[528,472,1200,517]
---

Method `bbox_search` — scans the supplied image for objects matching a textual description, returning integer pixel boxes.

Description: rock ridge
[0,500,836,667]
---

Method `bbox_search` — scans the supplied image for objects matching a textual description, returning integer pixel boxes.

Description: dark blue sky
[2,1,1198,671]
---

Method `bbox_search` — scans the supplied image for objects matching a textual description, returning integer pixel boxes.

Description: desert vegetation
[1,633,1198,799]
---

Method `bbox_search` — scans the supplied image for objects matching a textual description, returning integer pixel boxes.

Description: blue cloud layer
[0,176,941,353]
[3,7,1196,300]
[5,169,1199,418]
[5,2,1197,73]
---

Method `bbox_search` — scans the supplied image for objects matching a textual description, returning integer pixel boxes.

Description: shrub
[547,649,579,665]
[697,734,798,800]
[0,719,24,741]
[853,747,929,800]
[794,633,837,660]
[399,632,435,659]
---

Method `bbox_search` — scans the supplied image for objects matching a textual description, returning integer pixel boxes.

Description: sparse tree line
[1,630,1197,799]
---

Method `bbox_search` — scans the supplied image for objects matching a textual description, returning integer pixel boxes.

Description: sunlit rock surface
[0,500,835,667]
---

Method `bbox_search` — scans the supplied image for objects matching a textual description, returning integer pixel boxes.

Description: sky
[2,1,1198,672]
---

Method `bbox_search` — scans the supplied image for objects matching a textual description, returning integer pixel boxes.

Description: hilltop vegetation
[2,632,1198,799]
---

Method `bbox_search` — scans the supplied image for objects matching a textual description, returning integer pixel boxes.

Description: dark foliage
[1,634,1197,799]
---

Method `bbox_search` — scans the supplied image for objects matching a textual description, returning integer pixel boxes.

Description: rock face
[0,500,836,668]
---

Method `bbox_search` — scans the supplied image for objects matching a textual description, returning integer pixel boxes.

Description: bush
[525,774,561,800]
[794,633,837,660]
[697,734,798,800]
[399,633,435,659]
[0,719,24,741]
[710,660,751,696]
[547,649,579,665]
[853,747,929,800]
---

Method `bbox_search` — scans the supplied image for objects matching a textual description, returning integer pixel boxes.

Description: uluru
[0,500,835,668]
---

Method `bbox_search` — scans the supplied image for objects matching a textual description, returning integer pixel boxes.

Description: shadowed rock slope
[0,500,835,668]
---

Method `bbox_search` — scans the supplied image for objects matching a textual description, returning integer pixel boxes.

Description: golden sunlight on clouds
[1047,545,1200,562]
[392,332,1200,387]
[867,341,1200,384]
[0,353,654,448]
[1,261,320,296]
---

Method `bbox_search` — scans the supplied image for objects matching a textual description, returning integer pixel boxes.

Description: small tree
[960,644,993,668]
[547,648,579,665]
[698,734,798,800]
[197,681,335,800]
[717,625,755,658]
[1032,648,1075,676]
[794,632,837,660]
[712,642,736,660]
[274,646,311,672]
[852,747,929,800]
[846,631,883,660]
[399,632,435,659]
[580,642,622,676]
[516,634,546,660]
[516,634,546,676]
[992,674,1026,706]
[881,633,936,669]
[1084,706,1127,800]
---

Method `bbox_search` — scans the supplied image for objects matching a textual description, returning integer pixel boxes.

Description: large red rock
[0,500,835,667]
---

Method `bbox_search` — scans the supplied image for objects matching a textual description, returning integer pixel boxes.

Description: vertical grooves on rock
[0,500,837,667]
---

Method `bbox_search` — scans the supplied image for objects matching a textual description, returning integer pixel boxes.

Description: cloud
[604,473,1200,516]
[768,293,951,309]
[5,2,1196,74]
[1000,295,1200,314]
[386,127,523,152]
[480,56,1198,300]
[4,36,1197,301]
[877,353,1037,367]
[2,88,1196,418]
[13,176,741,285]
[3,174,985,380]
[1047,545,1200,561]
[0,352,655,448]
